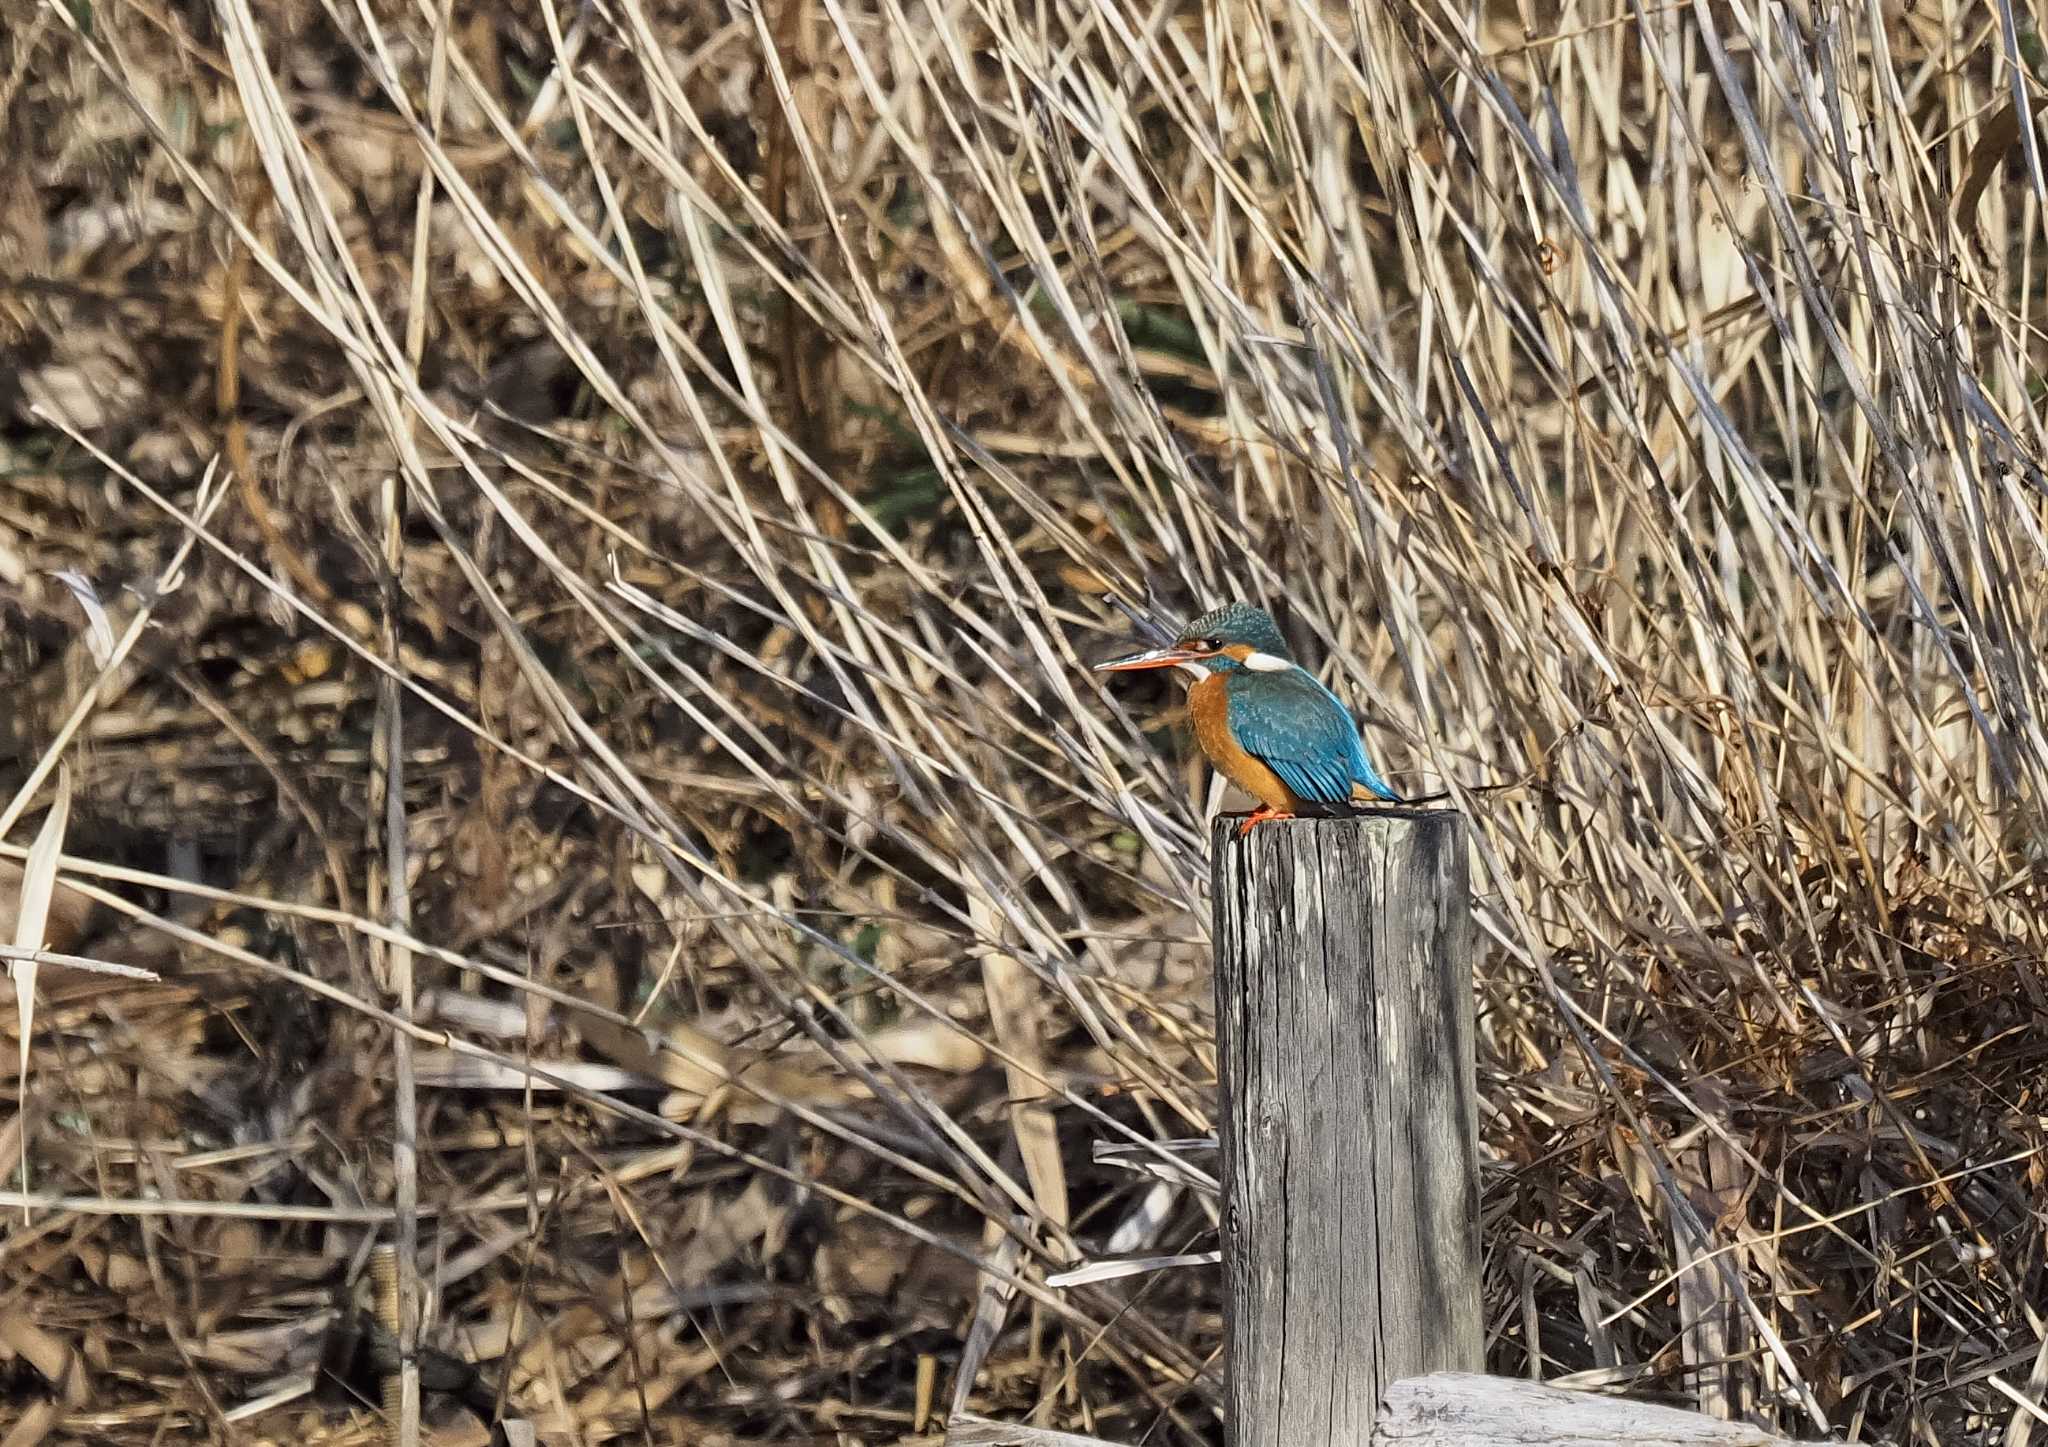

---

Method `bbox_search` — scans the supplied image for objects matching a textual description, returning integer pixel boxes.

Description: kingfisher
[1095,602,1401,834]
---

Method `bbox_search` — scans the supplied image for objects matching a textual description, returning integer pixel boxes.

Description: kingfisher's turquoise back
[1217,664,1399,805]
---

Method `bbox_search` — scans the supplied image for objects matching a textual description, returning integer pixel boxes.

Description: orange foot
[1236,805,1296,836]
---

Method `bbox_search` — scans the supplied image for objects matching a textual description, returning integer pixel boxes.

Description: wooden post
[1211,811,1481,1447]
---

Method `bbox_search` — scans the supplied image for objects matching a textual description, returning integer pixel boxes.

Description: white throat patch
[1242,651,1293,673]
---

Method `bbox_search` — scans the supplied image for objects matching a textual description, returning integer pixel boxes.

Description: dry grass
[2,0,2046,1442]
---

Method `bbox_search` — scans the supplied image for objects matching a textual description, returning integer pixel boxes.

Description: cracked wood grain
[1211,811,1481,1447]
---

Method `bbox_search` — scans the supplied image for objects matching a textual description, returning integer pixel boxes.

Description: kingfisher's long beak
[1094,645,1206,672]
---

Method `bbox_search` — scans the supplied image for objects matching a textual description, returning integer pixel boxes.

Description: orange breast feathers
[1187,672,1302,812]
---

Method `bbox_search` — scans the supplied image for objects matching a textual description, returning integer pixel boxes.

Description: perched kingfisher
[1095,602,1401,834]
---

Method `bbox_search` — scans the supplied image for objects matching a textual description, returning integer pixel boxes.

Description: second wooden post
[1211,811,1481,1446]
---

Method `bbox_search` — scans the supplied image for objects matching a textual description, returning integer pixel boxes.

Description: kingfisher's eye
[1189,636,1221,653]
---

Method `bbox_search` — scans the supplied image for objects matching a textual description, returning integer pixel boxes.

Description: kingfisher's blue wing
[1224,668,1400,805]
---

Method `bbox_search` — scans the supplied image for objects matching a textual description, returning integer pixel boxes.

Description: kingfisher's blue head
[1094,602,1295,678]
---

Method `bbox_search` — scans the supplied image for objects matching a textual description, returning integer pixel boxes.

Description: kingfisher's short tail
[1348,769,1402,806]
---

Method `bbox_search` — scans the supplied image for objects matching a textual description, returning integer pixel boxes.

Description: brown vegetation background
[3,0,2047,1442]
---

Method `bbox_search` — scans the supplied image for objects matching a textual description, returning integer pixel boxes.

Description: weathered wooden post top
[1210,809,1482,1445]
